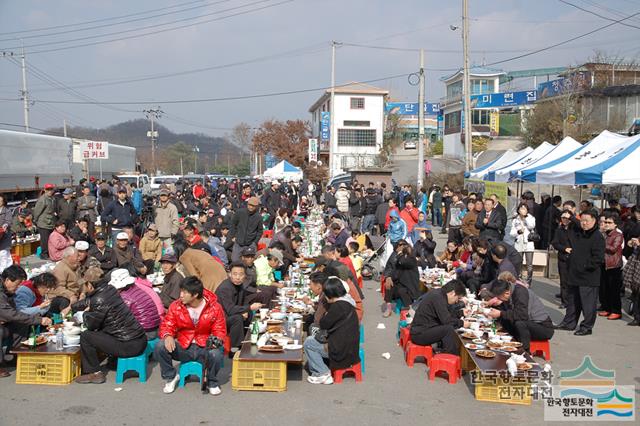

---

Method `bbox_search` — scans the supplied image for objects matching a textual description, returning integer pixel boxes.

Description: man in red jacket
[154,276,227,395]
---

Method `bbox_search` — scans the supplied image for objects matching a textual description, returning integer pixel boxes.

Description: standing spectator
[349,188,364,233]
[229,197,263,262]
[76,185,97,224]
[475,198,504,243]
[192,180,206,200]
[335,183,350,218]
[542,195,563,249]
[362,188,381,234]
[375,196,389,236]
[0,195,12,273]
[400,197,420,234]
[446,193,466,244]
[510,203,537,285]
[57,188,78,230]
[551,210,576,309]
[489,194,508,241]
[598,211,624,320]
[32,183,57,260]
[461,198,481,238]
[429,186,443,227]
[101,188,138,242]
[154,188,180,250]
[554,210,605,336]
[384,198,401,232]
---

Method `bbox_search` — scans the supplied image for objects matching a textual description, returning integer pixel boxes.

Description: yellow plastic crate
[231,352,287,392]
[15,352,81,385]
[475,381,532,405]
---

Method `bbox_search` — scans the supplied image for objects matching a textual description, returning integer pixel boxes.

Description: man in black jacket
[475,198,505,243]
[486,279,554,352]
[362,188,382,234]
[410,280,469,354]
[554,209,605,336]
[229,197,263,262]
[101,188,138,242]
[489,194,508,240]
[62,267,147,384]
[88,232,115,272]
[215,263,262,350]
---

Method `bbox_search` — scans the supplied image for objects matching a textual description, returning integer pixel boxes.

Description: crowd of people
[1,174,639,391]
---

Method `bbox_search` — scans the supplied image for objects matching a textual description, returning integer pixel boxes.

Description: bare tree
[230,122,252,163]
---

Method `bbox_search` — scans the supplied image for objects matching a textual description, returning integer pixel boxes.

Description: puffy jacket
[48,230,73,262]
[159,289,226,349]
[335,188,350,213]
[139,236,162,262]
[510,214,537,252]
[400,206,419,232]
[0,286,42,326]
[135,278,165,318]
[388,210,407,243]
[119,284,161,331]
[229,208,262,247]
[32,194,57,230]
[71,283,145,341]
[567,223,605,287]
[52,259,79,300]
[363,193,381,216]
[604,228,623,270]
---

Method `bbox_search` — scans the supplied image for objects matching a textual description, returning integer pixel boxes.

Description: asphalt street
[1,231,639,426]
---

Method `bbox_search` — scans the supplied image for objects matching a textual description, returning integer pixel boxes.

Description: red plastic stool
[380,275,386,299]
[399,310,409,321]
[399,326,411,349]
[11,253,20,265]
[257,242,267,251]
[331,363,362,384]
[529,340,551,360]
[428,354,461,384]
[262,230,273,239]
[405,341,433,368]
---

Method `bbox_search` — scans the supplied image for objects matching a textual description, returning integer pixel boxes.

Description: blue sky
[0,0,639,136]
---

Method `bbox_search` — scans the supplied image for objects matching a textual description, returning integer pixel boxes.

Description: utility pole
[417,48,425,188]
[180,157,184,176]
[63,119,68,137]
[143,107,163,176]
[462,0,473,172]
[20,44,30,133]
[329,41,341,178]
[227,154,231,175]
[193,145,199,173]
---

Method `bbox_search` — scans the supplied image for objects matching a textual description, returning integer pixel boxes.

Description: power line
[0,0,294,54]
[0,0,210,36]
[0,0,237,42]
[0,72,413,105]
[0,121,67,136]
[558,0,640,29]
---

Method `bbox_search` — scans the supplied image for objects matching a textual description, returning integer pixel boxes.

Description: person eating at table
[215,262,262,353]
[0,265,53,378]
[304,276,360,385]
[253,248,285,288]
[50,246,81,313]
[409,279,469,355]
[15,272,56,315]
[154,276,226,396]
[61,267,147,384]
[485,272,554,353]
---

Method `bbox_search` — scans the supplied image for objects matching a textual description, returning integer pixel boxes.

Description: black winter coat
[229,208,263,247]
[393,253,421,301]
[475,209,505,242]
[414,238,437,268]
[319,300,360,370]
[567,224,605,287]
[410,288,462,340]
[71,284,145,341]
[215,279,250,317]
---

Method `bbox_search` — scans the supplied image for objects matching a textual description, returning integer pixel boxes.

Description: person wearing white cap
[75,241,101,288]
[111,232,145,270]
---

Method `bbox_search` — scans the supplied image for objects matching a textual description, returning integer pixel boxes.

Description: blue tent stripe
[467,156,501,178]
[282,160,300,172]
[519,143,586,182]
[574,136,640,185]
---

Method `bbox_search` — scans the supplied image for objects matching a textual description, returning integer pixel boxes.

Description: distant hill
[44,118,240,156]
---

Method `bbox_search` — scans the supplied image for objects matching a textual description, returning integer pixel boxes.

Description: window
[445,111,461,129]
[337,129,376,147]
[343,120,370,127]
[472,109,491,125]
[350,97,365,109]
[471,79,495,95]
[447,81,462,98]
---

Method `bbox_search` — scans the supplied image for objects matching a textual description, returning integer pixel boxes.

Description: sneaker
[307,373,332,384]
[163,375,180,394]
[208,386,222,395]
[382,303,392,318]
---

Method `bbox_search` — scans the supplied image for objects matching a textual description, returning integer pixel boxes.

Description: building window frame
[337,128,377,147]
[350,97,365,109]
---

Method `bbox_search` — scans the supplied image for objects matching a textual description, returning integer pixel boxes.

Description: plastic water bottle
[56,329,64,350]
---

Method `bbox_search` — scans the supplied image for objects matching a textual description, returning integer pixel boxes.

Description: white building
[440,67,505,159]
[309,82,388,177]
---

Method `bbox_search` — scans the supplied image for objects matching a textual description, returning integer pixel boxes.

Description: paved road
[2,233,639,425]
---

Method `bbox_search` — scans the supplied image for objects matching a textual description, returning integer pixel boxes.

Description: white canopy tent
[488,142,555,182]
[262,160,303,182]
[514,136,582,182]
[573,134,640,185]
[467,147,533,180]
[524,131,634,184]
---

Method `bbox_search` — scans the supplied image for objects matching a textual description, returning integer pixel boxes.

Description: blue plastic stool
[36,247,42,258]
[396,320,408,340]
[359,346,365,374]
[274,270,282,281]
[359,324,364,344]
[145,338,159,359]
[178,361,203,388]
[115,353,148,384]
[394,299,404,315]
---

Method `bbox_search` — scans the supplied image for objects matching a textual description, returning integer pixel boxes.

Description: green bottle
[28,326,37,348]
[250,319,259,344]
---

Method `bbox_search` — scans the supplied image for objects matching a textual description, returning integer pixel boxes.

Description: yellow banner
[464,179,509,203]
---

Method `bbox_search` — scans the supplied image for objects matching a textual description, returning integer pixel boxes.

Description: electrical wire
[0,0,294,54]
[0,0,211,36]
[0,72,413,105]
[0,1,237,42]
[558,0,640,29]
[0,122,68,136]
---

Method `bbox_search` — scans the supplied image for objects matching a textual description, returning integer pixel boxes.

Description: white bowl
[501,335,513,342]
[63,326,82,336]
[63,335,80,346]
[270,312,287,320]
[63,320,75,329]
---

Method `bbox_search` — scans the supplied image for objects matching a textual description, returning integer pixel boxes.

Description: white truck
[0,129,137,203]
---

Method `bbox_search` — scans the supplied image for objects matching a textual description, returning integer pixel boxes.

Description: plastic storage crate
[475,381,532,405]
[15,352,81,385]
[231,352,287,392]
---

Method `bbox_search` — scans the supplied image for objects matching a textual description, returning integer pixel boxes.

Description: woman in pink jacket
[127,263,165,318]
[48,220,74,262]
